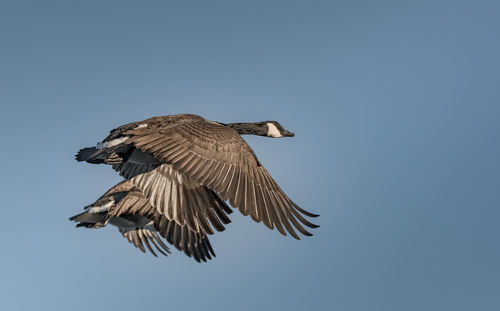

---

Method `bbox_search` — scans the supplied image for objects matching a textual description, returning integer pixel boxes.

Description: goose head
[262,121,295,138]
[225,120,295,137]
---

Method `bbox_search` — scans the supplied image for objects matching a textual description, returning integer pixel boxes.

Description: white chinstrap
[266,123,282,138]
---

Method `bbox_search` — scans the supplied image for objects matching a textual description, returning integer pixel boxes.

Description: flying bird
[71,114,319,262]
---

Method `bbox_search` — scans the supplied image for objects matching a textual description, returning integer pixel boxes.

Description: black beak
[283,130,295,137]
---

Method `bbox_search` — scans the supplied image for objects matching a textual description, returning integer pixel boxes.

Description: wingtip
[299,208,320,218]
[308,223,320,229]
[303,211,320,218]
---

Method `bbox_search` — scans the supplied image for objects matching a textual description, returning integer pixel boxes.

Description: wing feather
[78,114,317,240]
[81,180,227,262]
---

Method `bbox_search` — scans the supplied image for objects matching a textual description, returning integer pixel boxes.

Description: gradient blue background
[1,1,499,310]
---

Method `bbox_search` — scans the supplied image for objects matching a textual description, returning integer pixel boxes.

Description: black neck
[226,122,267,136]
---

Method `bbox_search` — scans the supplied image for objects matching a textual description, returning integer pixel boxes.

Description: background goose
[73,113,318,259]
[70,180,223,262]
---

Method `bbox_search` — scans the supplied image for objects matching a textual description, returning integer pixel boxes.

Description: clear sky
[1,1,499,310]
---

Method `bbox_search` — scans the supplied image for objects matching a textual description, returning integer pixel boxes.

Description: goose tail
[75,147,98,162]
[75,147,124,164]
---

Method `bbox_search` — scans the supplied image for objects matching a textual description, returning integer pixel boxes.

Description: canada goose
[72,114,319,260]
[70,180,228,262]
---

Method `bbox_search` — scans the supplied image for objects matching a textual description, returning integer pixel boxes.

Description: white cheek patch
[134,124,148,129]
[267,123,282,138]
[85,200,115,213]
[96,136,130,149]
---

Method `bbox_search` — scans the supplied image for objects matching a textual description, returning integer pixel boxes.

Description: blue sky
[1,1,499,310]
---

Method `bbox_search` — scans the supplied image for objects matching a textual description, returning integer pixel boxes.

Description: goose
[70,180,228,262]
[72,114,319,260]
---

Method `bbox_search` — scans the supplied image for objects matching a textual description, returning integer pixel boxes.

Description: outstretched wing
[127,164,232,235]
[75,180,224,262]
[117,224,215,261]
[118,224,171,257]
[123,120,319,239]
[107,181,224,262]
